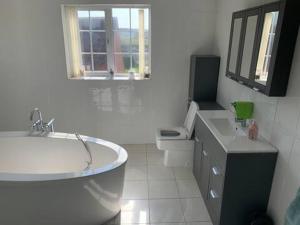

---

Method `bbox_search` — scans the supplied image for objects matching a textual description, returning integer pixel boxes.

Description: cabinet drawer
[207,163,224,225]
[207,188,222,225]
[209,166,224,198]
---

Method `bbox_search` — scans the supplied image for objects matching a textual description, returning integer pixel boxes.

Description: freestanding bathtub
[0,131,127,225]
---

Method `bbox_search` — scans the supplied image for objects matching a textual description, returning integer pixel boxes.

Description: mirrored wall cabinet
[226,0,299,96]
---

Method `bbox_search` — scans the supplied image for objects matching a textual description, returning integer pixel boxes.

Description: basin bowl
[209,118,246,136]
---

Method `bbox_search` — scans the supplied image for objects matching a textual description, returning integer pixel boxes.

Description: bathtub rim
[0,131,128,182]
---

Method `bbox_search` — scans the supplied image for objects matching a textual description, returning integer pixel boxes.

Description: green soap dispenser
[231,101,254,120]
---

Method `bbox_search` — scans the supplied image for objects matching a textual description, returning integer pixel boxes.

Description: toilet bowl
[155,101,199,167]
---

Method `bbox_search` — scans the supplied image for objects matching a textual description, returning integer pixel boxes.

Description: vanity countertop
[197,110,277,153]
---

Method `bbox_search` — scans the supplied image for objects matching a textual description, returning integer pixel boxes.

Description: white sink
[209,118,246,136]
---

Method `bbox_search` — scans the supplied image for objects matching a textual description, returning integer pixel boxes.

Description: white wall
[1,0,299,223]
[213,0,300,224]
[0,0,217,144]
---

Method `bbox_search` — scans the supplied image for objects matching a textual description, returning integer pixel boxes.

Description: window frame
[62,4,151,80]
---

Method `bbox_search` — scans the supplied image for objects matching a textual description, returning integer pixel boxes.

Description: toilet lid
[184,101,199,139]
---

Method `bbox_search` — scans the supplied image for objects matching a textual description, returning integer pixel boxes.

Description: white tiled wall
[213,0,300,224]
[0,0,217,144]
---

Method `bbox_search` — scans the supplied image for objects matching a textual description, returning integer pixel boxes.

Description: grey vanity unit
[193,110,278,225]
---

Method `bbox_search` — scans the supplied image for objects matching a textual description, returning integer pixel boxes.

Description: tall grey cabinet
[188,55,220,105]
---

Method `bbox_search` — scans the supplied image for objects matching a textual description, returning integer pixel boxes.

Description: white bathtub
[0,131,127,225]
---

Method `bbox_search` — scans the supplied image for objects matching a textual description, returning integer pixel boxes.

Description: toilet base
[163,150,193,167]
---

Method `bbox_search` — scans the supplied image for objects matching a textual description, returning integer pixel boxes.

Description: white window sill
[68,74,151,81]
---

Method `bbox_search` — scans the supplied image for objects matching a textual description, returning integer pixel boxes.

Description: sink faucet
[231,102,254,128]
[30,108,55,135]
[235,118,248,128]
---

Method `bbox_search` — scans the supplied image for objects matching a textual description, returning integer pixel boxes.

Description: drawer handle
[195,137,200,142]
[202,150,208,157]
[212,167,222,176]
[210,190,219,199]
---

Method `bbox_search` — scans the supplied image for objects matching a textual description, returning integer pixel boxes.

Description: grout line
[145,144,151,224]
[174,179,187,223]
[122,196,204,200]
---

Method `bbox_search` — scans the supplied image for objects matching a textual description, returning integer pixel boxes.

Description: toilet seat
[156,127,188,140]
[155,101,199,167]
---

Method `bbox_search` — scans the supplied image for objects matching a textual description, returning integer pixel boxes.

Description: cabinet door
[250,2,280,91]
[238,8,261,84]
[193,136,202,186]
[226,11,244,79]
[199,144,210,200]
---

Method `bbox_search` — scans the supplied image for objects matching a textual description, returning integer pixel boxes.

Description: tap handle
[30,108,41,121]
[47,118,55,132]
[47,118,55,126]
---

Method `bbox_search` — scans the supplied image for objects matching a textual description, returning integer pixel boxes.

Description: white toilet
[156,101,199,167]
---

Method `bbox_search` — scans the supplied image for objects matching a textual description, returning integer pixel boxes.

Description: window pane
[78,11,90,30]
[131,30,138,53]
[80,32,91,52]
[82,54,92,71]
[132,54,139,73]
[93,54,107,71]
[130,9,149,53]
[131,8,149,31]
[131,53,150,73]
[91,11,106,30]
[112,8,130,29]
[114,54,131,73]
[145,38,150,53]
[113,31,130,53]
[131,32,149,53]
[92,32,106,52]
[145,54,150,75]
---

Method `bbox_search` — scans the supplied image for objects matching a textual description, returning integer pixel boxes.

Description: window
[62,5,151,80]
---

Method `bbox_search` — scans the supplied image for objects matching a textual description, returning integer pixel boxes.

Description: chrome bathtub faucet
[30,108,55,135]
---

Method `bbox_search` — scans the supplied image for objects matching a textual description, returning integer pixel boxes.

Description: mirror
[255,11,279,85]
[228,18,243,74]
[240,15,258,78]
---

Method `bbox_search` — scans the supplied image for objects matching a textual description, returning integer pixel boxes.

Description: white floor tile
[149,199,184,223]
[125,165,147,181]
[123,181,148,200]
[127,152,147,166]
[148,180,179,199]
[121,145,211,225]
[172,167,194,180]
[147,151,164,165]
[180,198,211,222]
[121,200,149,224]
[176,179,201,198]
[122,144,147,152]
[148,166,175,180]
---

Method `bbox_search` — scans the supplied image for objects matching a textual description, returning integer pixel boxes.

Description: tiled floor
[120,144,212,225]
